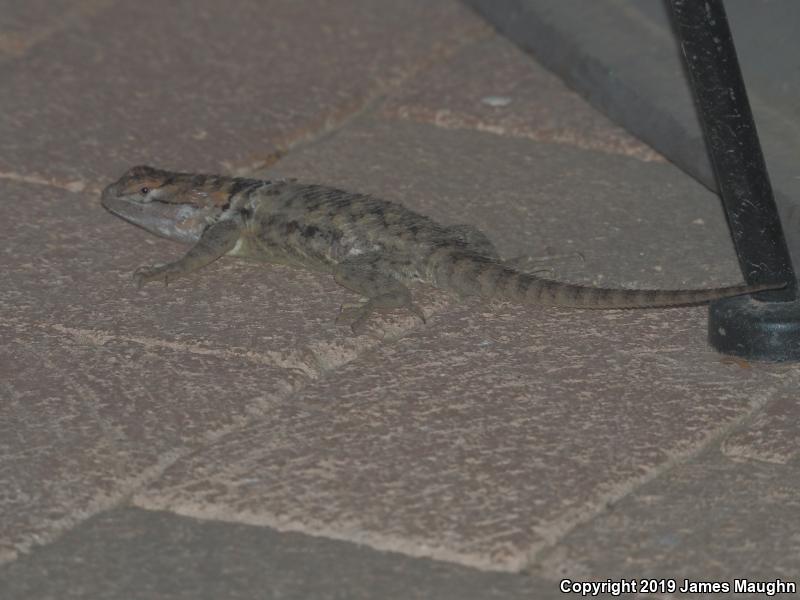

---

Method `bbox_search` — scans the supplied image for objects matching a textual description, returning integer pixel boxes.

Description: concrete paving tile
[381,35,663,163]
[722,394,800,465]
[0,321,301,563]
[0,0,487,185]
[0,507,561,600]
[133,300,797,572]
[0,0,114,64]
[535,447,800,596]
[466,0,800,264]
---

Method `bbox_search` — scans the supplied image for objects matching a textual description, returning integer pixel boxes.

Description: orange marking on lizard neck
[209,189,232,206]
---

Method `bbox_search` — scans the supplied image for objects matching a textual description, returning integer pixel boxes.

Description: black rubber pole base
[709,295,800,361]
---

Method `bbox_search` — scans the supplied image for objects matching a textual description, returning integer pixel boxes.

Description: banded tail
[428,251,782,309]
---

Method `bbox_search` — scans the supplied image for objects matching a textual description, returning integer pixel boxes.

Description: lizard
[101,165,783,333]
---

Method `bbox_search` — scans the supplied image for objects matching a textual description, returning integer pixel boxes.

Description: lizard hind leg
[333,253,426,334]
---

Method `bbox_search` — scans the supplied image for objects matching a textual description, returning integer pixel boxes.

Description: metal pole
[669,0,800,360]
[669,0,794,296]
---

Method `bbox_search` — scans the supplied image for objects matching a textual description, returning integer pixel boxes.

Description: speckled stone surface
[0,319,297,563]
[0,508,560,600]
[722,394,800,465]
[0,0,487,185]
[133,297,795,571]
[535,447,800,591]
[3,0,800,594]
[381,35,663,163]
[0,0,115,64]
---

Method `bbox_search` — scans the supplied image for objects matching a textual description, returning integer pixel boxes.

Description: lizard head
[101,165,227,243]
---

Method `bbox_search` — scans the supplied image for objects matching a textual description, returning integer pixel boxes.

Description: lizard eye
[140,187,150,195]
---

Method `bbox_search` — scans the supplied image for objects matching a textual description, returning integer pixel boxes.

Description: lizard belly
[228,228,334,272]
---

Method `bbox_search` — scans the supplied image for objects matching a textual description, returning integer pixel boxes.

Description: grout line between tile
[521,386,783,574]
[381,106,666,163]
[1,306,446,565]
[229,24,494,177]
[0,170,96,194]
[46,323,320,378]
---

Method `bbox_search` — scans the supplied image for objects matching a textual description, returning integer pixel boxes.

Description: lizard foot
[336,303,372,335]
[133,264,177,289]
[336,299,427,334]
[332,254,426,333]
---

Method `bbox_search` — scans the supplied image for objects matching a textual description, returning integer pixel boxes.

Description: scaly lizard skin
[101,166,780,332]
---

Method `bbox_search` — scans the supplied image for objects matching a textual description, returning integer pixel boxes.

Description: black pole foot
[709,296,800,361]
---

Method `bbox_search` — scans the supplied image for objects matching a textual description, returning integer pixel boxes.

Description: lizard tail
[428,251,782,308]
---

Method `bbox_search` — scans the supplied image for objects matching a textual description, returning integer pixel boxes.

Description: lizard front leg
[333,253,426,334]
[133,219,241,288]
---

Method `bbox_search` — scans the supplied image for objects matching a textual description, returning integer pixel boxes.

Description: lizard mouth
[101,189,204,244]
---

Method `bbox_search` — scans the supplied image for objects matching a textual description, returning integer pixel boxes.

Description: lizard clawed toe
[336,300,426,334]
[133,264,172,289]
[336,303,373,334]
[336,302,366,324]
[408,302,426,324]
